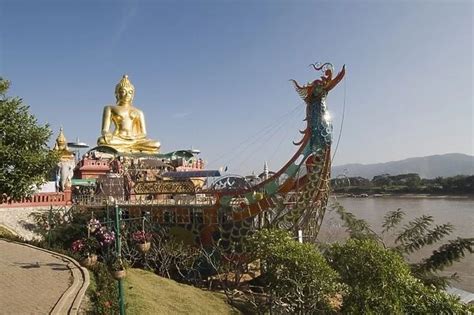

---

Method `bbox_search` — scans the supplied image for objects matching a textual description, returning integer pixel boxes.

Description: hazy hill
[332,153,474,179]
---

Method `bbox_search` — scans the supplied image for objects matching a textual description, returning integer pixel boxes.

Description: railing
[73,194,217,207]
[0,190,72,208]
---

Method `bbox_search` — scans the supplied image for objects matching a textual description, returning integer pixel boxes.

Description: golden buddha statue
[97,75,160,153]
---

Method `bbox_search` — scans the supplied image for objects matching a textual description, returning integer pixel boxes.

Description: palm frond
[395,215,433,245]
[416,237,474,273]
[331,202,379,241]
[401,223,454,254]
[410,267,459,289]
[381,208,404,234]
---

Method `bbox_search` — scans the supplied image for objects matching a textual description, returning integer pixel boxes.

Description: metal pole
[106,202,110,230]
[106,202,110,257]
[114,203,126,315]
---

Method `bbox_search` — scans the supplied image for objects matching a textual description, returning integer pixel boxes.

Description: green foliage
[0,77,58,200]
[404,283,474,314]
[396,222,454,254]
[29,208,89,249]
[332,173,473,194]
[332,202,379,240]
[327,239,471,314]
[88,262,120,314]
[327,239,412,313]
[248,229,346,313]
[381,208,404,234]
[432,175,474,194]
[107,255,125,271]
[414,238,474,273]
[395,215,435,245]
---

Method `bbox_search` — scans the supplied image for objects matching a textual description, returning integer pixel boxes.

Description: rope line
[331,75,347,163]
[207,103,303,166]
[265,108,306,170]
[234,106,304,173]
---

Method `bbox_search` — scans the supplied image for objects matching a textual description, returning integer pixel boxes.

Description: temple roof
[162,170,221,179]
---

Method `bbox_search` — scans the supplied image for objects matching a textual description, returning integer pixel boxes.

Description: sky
[1,0,472,175]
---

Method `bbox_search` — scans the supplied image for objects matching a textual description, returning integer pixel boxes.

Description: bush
[326,239,471,314]
[88,262,120,314]
[248,229,345,313]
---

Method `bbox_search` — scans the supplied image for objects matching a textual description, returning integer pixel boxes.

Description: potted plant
[72,237,99,268]
[131,230,153,253]
[108,257,126,280]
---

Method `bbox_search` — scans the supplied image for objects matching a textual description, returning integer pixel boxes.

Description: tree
[0,77,58,200]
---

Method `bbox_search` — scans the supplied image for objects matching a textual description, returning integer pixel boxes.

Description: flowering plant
[131,230,152,243]
[95,227,115,247]
[71,239,85,253]
[71,237,99,257]
[88,218,101,233]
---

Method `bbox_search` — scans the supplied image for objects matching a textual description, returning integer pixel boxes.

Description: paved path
[0,240,88,314]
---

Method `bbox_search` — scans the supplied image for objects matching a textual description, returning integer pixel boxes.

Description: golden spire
[53,127,74,160]
[56,127,67,148]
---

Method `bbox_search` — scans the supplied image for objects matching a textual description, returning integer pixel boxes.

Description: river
[317,196,474,292]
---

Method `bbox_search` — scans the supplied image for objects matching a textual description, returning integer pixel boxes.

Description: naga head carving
[290,63,345,104]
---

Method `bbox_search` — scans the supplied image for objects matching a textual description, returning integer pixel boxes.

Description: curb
[0,224,18,237]
[1,239,90,315]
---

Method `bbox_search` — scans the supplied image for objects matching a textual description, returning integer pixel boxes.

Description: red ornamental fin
[324,65,345,92]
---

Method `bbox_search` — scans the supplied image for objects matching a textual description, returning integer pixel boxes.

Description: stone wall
[0,206,56,240]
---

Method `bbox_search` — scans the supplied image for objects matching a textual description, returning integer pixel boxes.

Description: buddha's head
[115,75,135,104]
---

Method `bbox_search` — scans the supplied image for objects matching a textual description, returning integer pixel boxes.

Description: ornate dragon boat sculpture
[198,63,345,248]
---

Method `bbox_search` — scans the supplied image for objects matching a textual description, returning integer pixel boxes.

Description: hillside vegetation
[331,174,473,195]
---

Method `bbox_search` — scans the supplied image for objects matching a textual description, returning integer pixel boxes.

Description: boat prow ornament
[73,65,345,249]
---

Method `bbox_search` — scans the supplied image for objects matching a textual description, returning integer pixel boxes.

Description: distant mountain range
[331,153,474,179]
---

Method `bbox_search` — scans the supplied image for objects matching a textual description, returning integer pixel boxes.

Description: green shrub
[88,262,120,314]
[327,239,471,314]
[248,229,345,313]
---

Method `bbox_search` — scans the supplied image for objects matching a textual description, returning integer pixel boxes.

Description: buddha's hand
[101,132,113,143]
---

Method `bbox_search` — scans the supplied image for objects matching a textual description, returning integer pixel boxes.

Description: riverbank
[334,193,474,200]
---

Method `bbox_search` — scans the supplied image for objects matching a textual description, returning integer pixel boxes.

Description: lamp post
[67,137,89,163]
[108,203,150,315]
[114,202,126,315]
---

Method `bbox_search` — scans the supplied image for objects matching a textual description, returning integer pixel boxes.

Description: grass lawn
[124,268,240,314]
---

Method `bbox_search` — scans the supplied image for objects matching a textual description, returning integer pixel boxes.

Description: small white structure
[446,286,474,305]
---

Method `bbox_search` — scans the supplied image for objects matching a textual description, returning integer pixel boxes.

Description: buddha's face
[116,86,134,104]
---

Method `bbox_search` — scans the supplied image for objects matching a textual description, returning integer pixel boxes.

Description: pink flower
[71,239,84,253]
[96,229,115,246]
